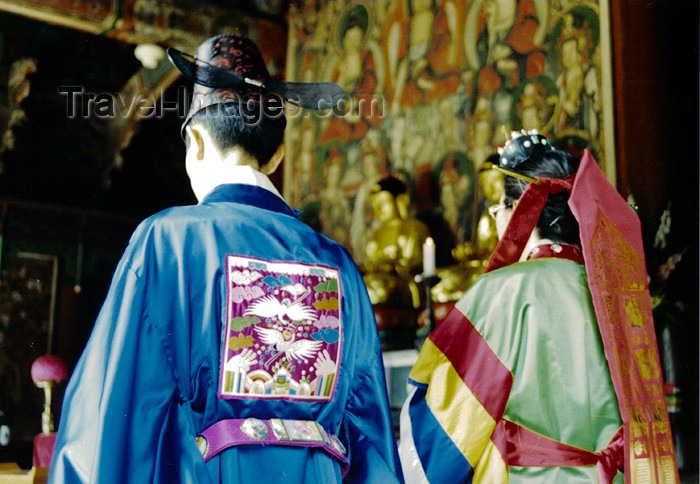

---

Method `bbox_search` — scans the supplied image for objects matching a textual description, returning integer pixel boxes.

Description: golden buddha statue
[432,157,504,303]
[363,177,430,309]
[474,157,504,257]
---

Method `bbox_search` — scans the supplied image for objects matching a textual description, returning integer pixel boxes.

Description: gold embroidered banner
[571,152,678,484]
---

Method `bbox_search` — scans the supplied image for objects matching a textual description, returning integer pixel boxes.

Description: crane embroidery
[221,255,342,401]
[243,290,317,323]
[255,327,323,368]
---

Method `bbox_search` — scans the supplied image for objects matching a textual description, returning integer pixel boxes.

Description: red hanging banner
[569,151,678,484]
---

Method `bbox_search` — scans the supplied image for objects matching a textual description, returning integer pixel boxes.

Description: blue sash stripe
[408,386,474,484]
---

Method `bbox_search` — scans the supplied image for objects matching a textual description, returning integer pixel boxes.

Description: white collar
[205,165,284,201]
[521,238,554,261]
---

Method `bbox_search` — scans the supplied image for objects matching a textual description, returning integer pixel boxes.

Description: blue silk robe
[50,184,402,483]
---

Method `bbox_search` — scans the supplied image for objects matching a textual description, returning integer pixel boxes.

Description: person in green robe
[399,131,624,483]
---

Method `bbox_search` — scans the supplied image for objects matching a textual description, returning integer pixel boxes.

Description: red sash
[496,420,624,483]
[486,150,679,483]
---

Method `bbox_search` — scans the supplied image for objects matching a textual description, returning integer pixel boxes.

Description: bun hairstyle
[372,176,408,197]
[498,131,581,245]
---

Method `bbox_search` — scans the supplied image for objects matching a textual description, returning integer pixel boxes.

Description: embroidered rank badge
[219,255,343,401]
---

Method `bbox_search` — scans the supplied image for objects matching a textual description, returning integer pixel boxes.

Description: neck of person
[189,148,281,202]
[520,229,555,262]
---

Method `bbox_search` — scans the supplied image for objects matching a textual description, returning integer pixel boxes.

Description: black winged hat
[168,34,345,134]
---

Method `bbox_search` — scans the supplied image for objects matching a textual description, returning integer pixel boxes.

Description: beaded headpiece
[493,129,553,184]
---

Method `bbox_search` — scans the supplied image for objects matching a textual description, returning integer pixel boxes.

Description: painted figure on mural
[288,116,322,207]
[388,103,439,177]
[388,0,466,114]
[502,0,552,95]
[467,97,497,172]
[288,2,322,84]
[556,22,585,131]
[437,153,473,245]
[321,3,384,146]
[319,146,352,246]
[363,177,429,309]
[464,0,517,95]
[553,8,600,138]
[434,96,462,153]
[332,12,374,94]
[464,0,550,98]
[513,76,558,133]
[349,130,389,264]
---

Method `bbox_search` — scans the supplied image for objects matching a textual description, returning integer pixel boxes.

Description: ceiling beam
[0,0,118,36]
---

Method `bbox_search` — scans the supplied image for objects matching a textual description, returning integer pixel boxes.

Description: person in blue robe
[49,34,402,484]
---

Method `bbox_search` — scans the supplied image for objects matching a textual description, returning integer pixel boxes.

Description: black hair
[374,176,407,197]
[186,98,286,169]
[482,153,500,172]
[504,149,581,245]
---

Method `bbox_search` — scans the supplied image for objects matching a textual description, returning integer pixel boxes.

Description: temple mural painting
[285,0,614,263]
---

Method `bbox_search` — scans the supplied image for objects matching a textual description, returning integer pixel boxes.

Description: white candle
[423,237,436,276]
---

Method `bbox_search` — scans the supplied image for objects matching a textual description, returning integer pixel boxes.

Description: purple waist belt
[197,418,350,477]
